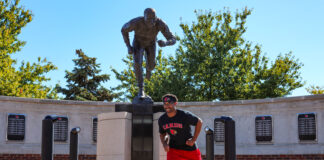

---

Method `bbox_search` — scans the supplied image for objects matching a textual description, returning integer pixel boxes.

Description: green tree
[113,8,304,102]
[56,49,116,101]
[170,8,304,101]
[0,0,57,99]
[112,50,173,101]
[306,85,324,95]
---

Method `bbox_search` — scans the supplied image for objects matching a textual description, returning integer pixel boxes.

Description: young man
[158,94,203,160]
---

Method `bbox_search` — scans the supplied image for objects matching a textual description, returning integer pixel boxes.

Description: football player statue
[121,8,176,100]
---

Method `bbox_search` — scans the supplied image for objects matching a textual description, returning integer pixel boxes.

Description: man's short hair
[162,94,178,104]
[144,8,156,16]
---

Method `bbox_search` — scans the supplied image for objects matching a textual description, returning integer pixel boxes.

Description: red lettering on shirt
[163,123,183,130]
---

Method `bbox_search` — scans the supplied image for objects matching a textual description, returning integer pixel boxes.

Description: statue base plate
[132,95,154,104]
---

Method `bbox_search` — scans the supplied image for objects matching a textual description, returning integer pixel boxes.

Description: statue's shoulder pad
[156,18,166,24]
[130,17,144,23]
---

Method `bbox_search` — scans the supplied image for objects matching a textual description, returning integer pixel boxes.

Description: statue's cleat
[138,89,146,99]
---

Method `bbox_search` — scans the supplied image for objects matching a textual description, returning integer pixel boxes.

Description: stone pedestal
[97,112,132,160]
[115,104,164,160]
[153,112,167,160]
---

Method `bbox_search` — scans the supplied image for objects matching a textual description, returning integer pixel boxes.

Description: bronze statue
[122,8,176,98]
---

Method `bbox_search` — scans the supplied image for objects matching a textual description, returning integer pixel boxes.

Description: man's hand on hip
[163,143,170,152]
[186,138,195,146]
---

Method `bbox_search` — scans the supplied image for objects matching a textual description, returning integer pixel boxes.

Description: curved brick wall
[1,95,324,160]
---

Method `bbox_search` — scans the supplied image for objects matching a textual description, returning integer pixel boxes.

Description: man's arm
[159,133,169,152]
[157,19,176,47]
[186,118,203,146]
[121,18,138,54]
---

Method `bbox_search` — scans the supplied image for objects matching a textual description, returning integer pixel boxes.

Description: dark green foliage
[171,8,304,101]
[113,8,304,102]
[57,49,116,101]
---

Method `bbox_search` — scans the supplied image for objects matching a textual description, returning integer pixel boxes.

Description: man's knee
[146,61,156,71]
[134,62,142,71]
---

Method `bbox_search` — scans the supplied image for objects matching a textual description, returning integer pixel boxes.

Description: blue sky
[14,0,324,98]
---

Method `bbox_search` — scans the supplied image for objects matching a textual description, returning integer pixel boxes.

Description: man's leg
[167,148,187,160]
[183,149,202,160]
[133,44,145,97]
[167,148,202,160]
[145,44,156,80]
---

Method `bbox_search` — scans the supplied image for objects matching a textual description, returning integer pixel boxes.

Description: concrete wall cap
[0,95,128,106]
[1,94,324,107]
[158,94,324,106]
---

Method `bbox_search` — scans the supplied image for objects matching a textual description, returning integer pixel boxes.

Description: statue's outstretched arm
[158,19,176,47]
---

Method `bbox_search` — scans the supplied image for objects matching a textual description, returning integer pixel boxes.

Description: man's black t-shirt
[158,109,199,151]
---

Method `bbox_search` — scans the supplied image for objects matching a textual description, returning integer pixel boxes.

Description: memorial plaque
[54,116,68,142]
[93,117,98,142]
[255,115,272,142]
[298,113,316,141]
[7,113,25,140]
[214,119,225,142]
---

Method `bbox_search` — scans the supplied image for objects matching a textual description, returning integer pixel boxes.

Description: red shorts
[167,148,202,160]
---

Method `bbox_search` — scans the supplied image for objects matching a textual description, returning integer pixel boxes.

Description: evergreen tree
[0,0,57,99]
[57,49,116,101]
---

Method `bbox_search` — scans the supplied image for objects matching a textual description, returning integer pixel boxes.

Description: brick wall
[0,154,96,160]
[201,154,324,160]
[2,154,324,160]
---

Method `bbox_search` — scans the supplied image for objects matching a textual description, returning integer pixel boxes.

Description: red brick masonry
[0,154,96,160]
[201,154,324,160]
[1,154,324,160]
